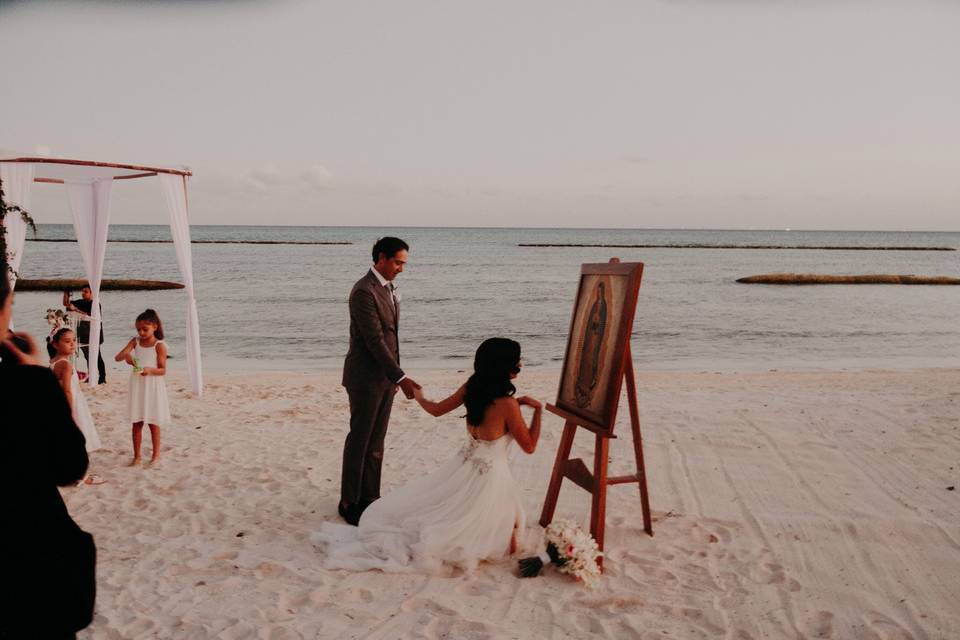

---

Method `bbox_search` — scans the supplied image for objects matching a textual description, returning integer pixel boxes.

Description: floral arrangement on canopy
[45,308,70,333]
[518,519,603,588]
[0,176,36,279]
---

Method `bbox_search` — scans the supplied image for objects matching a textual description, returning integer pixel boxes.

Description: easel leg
[591,434,610,570]
[624,352,653,536]
[539,420,578,527]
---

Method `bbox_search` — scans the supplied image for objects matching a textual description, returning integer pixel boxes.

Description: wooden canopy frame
[0,156,192,185]
[1,155,203,395]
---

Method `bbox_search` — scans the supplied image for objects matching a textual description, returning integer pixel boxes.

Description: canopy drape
[159,173,203,396]
[0,161,35,291]
[65,179,114,387]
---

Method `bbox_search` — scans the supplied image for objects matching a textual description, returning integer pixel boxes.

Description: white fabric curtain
[65,179,114,387]
[159,173,203,397]
[0,161,36,290]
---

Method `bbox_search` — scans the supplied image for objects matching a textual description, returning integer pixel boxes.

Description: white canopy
[1,156,204,396]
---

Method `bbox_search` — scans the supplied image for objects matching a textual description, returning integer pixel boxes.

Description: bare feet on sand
[127,457,141,467]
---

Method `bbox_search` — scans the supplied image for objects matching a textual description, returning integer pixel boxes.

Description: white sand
[66,367,960,639]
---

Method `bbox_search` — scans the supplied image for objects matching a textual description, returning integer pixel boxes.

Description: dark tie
[388,283,398,314]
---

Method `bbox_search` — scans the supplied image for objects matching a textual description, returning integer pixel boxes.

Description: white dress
[127,339,171,426]
[51,360,102,452]
[313,433,526,574]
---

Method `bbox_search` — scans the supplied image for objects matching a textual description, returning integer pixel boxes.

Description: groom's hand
[398,377,421,399]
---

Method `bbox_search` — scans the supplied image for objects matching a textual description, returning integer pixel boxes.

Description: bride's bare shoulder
[490,396,520,414]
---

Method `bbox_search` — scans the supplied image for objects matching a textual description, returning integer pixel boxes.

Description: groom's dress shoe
[338,501,362,526]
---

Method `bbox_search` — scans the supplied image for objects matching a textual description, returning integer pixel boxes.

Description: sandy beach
[58,367,960,639]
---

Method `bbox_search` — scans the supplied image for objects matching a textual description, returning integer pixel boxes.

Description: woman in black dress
[1,263,96,639]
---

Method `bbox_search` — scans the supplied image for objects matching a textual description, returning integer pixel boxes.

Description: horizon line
[29,222,960,234]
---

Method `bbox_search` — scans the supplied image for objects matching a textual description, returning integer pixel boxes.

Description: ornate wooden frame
[554,260,644,434]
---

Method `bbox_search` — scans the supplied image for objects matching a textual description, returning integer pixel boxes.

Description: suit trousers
[341,384,396,504]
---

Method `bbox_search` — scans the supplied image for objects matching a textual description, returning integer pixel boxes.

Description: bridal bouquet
[518,519,603,588]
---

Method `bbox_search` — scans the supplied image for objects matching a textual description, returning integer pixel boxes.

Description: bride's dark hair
[464,338,521,427]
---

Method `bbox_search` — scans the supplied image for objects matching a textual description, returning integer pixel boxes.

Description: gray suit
[340,269,404,504]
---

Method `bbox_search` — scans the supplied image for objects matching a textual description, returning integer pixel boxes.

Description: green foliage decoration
[0,176,38,278]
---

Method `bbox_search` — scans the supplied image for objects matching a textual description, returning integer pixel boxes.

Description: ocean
[12,225,960,373]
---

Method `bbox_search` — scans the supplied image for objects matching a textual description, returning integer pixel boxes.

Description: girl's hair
[51,327,74,343]
[136,308,164,340]
[463,338,521,426]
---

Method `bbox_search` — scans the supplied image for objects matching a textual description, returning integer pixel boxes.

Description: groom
[339,237,420,526]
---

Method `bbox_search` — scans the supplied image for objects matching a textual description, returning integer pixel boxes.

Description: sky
[1,0,958,230]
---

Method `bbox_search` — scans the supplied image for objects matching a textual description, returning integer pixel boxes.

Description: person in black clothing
[1,268,97,639]
[63,284,107,384]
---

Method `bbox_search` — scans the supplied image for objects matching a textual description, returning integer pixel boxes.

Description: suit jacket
[342,270,403,390]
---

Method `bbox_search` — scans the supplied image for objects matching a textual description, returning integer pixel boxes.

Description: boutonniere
[393,290,402,303]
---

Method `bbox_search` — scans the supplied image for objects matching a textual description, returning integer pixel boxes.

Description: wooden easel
[538,260,652,570]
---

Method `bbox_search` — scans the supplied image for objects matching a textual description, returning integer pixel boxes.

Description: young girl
[49,328,105,484]
[115,309,170,466]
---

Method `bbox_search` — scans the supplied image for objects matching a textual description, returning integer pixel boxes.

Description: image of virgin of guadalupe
[574,280,608,408]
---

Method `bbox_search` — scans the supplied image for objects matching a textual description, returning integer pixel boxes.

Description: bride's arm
[505,396,542,454]
[414,384,466,417]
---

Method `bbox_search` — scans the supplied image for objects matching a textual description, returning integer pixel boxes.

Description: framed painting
[555,261,644,433]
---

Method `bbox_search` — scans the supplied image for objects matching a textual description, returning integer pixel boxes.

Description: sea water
[12,225,960,372]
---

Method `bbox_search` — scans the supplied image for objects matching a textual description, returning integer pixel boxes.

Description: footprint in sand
[253,561,289,578]
[121,617,156,637]
[399,597,458,617]
[866,612,915,640]
[343,587,375,604]
[422,615,490,640]
[756,562,801,592]
[455,580,491,597]
[259,625,303,640]
[805,610,835,638]
[575,614,608,635]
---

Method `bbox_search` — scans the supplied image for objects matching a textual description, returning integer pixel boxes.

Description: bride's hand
[517,396,542,411]
[413,386,425,402]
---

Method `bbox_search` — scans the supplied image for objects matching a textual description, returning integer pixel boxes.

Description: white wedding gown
[313,432,526,574]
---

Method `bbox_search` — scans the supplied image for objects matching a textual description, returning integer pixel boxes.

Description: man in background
[63,284,106,384]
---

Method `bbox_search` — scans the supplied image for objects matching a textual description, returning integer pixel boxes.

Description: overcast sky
[2,1,958,230]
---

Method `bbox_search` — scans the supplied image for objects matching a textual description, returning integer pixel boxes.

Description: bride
[313,337,542,573]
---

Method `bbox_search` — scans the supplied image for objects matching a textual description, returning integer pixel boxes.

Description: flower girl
[49,328,105,484]
[115,309,170,466]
